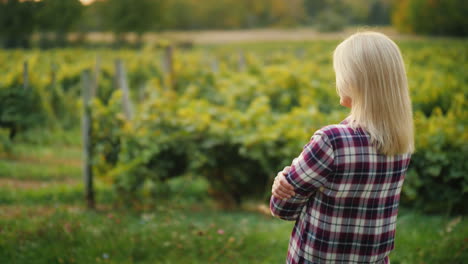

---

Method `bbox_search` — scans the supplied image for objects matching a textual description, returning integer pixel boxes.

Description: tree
[269,0,307,27]
[368,0,391,25]
[303,0,327,21]
[101,0,162,46]
[161,0,196,30]
[36,0,84,47]
[392,0,468,36]
[0,0,36,48]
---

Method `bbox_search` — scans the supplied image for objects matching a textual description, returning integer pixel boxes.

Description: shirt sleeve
[270,130,335,221]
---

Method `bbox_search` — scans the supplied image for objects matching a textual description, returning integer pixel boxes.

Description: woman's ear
[340,96,352,108]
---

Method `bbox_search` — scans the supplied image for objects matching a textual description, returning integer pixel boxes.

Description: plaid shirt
[270,119,411,264]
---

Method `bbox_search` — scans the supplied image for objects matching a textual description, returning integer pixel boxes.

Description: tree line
[0,0,465,48]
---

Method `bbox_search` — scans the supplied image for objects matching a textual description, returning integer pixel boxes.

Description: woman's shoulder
[315,118,357,140]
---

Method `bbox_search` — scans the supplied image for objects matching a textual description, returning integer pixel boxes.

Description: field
[0,38,467,263]
[0,135,467,264]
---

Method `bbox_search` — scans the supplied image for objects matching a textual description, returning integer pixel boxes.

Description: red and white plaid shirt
[270,118,411,264]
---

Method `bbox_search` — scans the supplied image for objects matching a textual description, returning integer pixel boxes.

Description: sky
[80,0,94,5]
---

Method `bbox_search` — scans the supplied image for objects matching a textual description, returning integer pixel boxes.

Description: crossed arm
[269,131,334,221]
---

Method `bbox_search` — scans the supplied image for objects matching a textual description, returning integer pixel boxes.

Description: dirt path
[0,204,115,220]
[79,26,421,45]
[0,178,80,189]
[0,151,81,168]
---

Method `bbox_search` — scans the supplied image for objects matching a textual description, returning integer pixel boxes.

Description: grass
[0,205,292,264]
[0,202,466,264]
[0,132,467,264]
[0,159,81,181]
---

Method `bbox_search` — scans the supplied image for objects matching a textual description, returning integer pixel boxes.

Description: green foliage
[314,8,347,32]
[159,0,308,29]
[156,0,390,30]
[36,0,83,32]
[303,0,328,19]
[404,98,468,214]
[368,0,391,25]
[94,41,467,212]
[91,91,125,178]
[87,45,343,205]
[0,86,45,141]
[100,0,162,45]
[392,0,468,36]
[0,128,12,153]
[36,0,84,47]
[0,50,84,144]
[0,0,397,49]
[1,40,466,213]
[0,0,37,48]
[0,0,83,48]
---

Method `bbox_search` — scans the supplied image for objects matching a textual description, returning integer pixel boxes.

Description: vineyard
[1,39,467,214]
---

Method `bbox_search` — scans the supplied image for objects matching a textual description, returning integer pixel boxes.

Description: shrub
[402,95,468,214]
[2,42,465,214]
[315,9,347,32]
[392,0,468,36]
[0,86,45,140]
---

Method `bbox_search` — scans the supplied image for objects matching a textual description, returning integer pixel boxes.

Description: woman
[270,31,414,264]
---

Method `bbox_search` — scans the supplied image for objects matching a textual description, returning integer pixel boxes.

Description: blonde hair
[333,31,414,155]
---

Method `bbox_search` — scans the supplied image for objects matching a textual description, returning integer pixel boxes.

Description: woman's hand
[272,166,295,199]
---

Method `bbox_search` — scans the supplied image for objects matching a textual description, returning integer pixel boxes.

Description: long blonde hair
[333,31,414,155]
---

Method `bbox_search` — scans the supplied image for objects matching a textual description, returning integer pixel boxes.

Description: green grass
[0,205,291,264]
[391,213,467,264]
[0,159,81,181]
[0,130,81,181]
[0,204,466,264]
[8,143,82,160]
[0,183,114,205]
[0,136,467,264]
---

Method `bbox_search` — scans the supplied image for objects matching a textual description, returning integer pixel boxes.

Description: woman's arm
[270,131,334,221]
[271,165,294,199]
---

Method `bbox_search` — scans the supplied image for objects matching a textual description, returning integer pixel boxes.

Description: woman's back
[270,31,414,264]
[271,119,411,263]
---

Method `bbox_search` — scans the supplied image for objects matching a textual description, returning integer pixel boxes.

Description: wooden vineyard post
[81,69,95,209]
[91,55,101,98]
[295,48,305,59]
[50,63,58,87]
[238,50,246,72]
[23,61,29,90]
[161,45,174,90]
[211,57,219,73]
[115,59,133,120]
[203,50,218,74]
[138,83,146,103]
